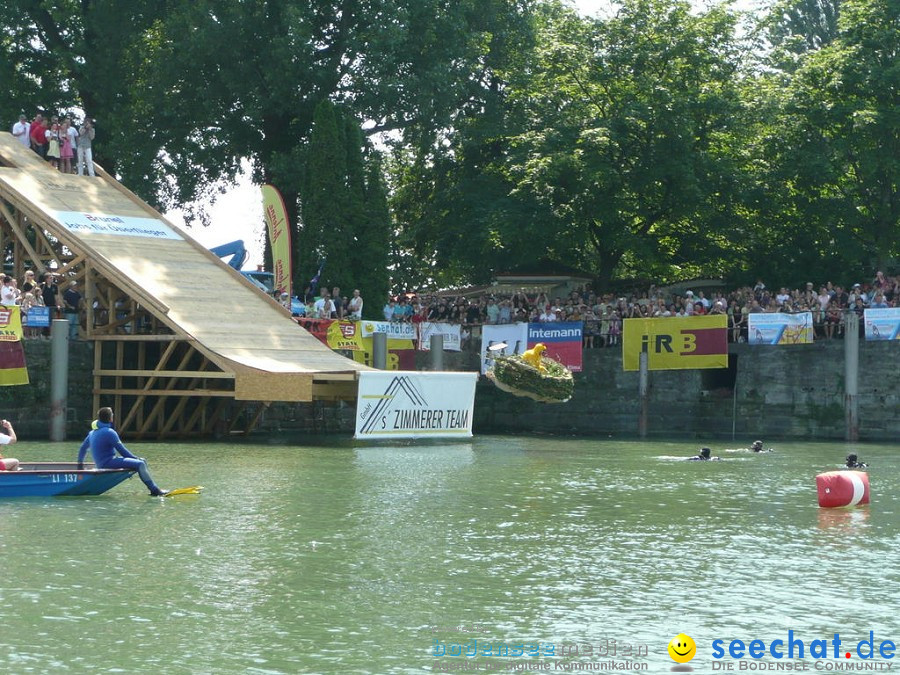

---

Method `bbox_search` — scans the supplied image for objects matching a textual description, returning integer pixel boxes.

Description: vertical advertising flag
[0,306,29,385]
[623,315,727,371]
[261,184,292,299]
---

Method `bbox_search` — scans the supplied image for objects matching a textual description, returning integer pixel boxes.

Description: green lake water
[0,436,897,674]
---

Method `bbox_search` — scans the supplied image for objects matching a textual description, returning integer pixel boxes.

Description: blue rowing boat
[0,462,136,497]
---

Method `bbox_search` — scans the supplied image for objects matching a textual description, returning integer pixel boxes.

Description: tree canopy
[2,0,897,295]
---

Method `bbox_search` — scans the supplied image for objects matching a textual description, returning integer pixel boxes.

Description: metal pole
[731,356,738,442]
[638,351,649,438]
[430,333,444,371]
[731,384,738,442]
[49,318,69,441]
[373,332,388,370]
[844,312,859,441]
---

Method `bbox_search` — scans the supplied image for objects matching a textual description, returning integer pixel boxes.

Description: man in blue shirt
[77,407,168,496]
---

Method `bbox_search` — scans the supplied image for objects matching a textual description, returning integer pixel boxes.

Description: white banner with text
[54,211,183,240]
[359,320,416,340]
[864,308,900,341]
[480,323,529,373]
[355,371,477,439]
[417,322,462,351]
[747,312,814,345]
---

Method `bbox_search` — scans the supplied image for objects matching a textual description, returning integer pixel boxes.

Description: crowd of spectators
[11,111,96,176]
[371,271,899,347]
[0,270,81,339]
[292,286,364,320]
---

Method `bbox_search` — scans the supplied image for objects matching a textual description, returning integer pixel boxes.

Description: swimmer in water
[845,453,868,469]
[687,447,719,461]
[750,440,773,452]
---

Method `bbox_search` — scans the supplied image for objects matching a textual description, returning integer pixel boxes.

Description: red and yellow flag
[623,315,728,371]
[0,306,29,385]
[261,184,292,299]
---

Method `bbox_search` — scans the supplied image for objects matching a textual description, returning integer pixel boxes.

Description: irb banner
[748,312,814,345]
[623,315,727,371]
[417,322,461,351]
[528,321,583,372]
[864,308,900,341]
[354,371,477,439]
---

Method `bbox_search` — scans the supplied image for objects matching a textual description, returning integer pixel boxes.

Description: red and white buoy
[816,470,870,508]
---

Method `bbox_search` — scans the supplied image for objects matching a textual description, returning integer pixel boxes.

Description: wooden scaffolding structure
[0,133,366,438]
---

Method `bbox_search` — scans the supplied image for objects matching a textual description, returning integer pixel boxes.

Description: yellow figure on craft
[522,343,547,372]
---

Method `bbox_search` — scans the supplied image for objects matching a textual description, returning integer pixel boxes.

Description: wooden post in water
[843,312,859,441]
[638,351,649,438]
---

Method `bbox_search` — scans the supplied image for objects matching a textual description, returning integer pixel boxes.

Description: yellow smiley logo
[668,634,697,663]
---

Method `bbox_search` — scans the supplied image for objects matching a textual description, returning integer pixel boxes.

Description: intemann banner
[747,312,814,345]
[528,321,583,372]
[355,371,477,439]
[623,315,728,371]
[864,308,900,341]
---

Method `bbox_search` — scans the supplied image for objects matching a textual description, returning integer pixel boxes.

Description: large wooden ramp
[0,132,368,437]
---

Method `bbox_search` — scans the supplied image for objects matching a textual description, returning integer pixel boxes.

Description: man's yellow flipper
[164,486,204,497]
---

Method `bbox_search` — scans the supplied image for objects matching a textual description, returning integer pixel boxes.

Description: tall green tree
[758,0,900,276]
[301,100,348,292]
[2,0,530,288]
[356,151,392,310]
[766,0,841,56]
[401,0,741,282]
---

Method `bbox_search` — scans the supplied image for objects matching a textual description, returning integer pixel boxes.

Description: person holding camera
[77,118,96,176]
[0,420,20,471]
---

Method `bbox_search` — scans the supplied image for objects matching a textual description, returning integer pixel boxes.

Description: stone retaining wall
[4,339,896,441]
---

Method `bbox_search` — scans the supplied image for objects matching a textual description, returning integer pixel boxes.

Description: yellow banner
[0,307,28,385]
[0,306,24,342]
[351,342,415,370]
[261,184,292,299]
[623,315,728,371]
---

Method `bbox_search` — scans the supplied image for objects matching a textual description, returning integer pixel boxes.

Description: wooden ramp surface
[0,133,369,401]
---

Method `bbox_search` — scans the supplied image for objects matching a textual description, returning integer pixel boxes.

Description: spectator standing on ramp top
[29,113,47,158]
[76,118,96,176]
[12,115,30,149]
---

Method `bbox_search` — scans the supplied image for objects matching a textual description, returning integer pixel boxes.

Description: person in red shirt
[29,113,48,158]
